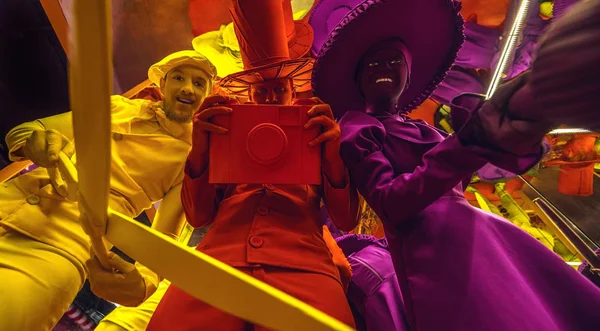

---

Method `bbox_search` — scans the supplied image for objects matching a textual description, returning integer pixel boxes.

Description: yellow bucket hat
[192,23,244,78]
[147,50,217,90]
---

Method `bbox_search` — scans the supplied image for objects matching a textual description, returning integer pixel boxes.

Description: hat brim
[195,20,313,85]
[309,0,364,56]
[312,0,464,117]
[148,55,217,89]
[289,21,315,59]
[219,57,314,96]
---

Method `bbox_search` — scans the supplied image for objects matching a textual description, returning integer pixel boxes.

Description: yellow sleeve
[5,112,73,161]
[109,95,146,117]
[5,96,146,162]
[152,183,187,241]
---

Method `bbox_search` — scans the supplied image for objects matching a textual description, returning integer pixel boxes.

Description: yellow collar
[132,101,193,144]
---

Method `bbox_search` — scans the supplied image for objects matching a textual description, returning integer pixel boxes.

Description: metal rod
[520,176,600,269]
[533,199,600,269]
[547,128,595,135]
[520,176,597,245]
[485,0,531,99]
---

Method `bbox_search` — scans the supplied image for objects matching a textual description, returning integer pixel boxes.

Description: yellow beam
[68,0,113,268]
[39,0,70,53]
[0,161,31,184]
[123,79,153,98]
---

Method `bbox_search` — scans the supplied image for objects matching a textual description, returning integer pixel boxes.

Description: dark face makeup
[249,77,295,105]
[358,40,410,112]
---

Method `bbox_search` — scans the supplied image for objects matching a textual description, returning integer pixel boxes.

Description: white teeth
[177,97,193,104]
[376,78,393,83]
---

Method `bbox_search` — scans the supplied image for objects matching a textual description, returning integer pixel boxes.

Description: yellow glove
[21,129,74,168]
[539,2,553,19]
[86,252,159,307]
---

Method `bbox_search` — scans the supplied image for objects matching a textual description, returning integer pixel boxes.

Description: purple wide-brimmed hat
[309,0,364,56]
[312,0,465,117]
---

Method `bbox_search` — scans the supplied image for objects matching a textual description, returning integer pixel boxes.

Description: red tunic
[147,160,359,329]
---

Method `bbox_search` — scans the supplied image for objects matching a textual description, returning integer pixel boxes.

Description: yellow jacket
[1,95,191,266]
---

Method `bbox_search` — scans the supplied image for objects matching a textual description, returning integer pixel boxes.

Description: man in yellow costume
[0,50,216,331]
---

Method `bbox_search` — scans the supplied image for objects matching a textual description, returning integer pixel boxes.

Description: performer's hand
[300,97,341,154]
[192,95,238,154]
[299,97,341,147]
[86,252,153,307]
[455,71,552,157]
[22,129,74,168]
[301,97,346,187]
[188,95,238,176]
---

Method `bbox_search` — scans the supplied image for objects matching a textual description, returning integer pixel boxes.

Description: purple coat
[578,250,600,289]
[338,97,600,330]
[336,234,410,331]
[321,209,409,330]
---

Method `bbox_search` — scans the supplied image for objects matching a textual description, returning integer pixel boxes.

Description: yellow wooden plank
[122,79,153,98]
[68,0,112,233]
[0,161,32,184]
[39,0,70,53]
[68,0,113,266]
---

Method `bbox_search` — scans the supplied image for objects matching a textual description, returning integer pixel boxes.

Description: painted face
[161,65,210,123]
[358,41,410,106]
[249,77,294,105]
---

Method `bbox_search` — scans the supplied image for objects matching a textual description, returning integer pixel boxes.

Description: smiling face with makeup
[160,65,211,123]
[357,39,410,114]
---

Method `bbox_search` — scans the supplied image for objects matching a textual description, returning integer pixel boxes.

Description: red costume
[148,1,358,329]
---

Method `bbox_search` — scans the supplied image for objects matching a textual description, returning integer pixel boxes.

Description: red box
[208,104,322,184]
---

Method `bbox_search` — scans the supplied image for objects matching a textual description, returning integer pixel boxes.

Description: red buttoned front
[256,206,269,216]
[248,236,264,248]
[180,160,359,281]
